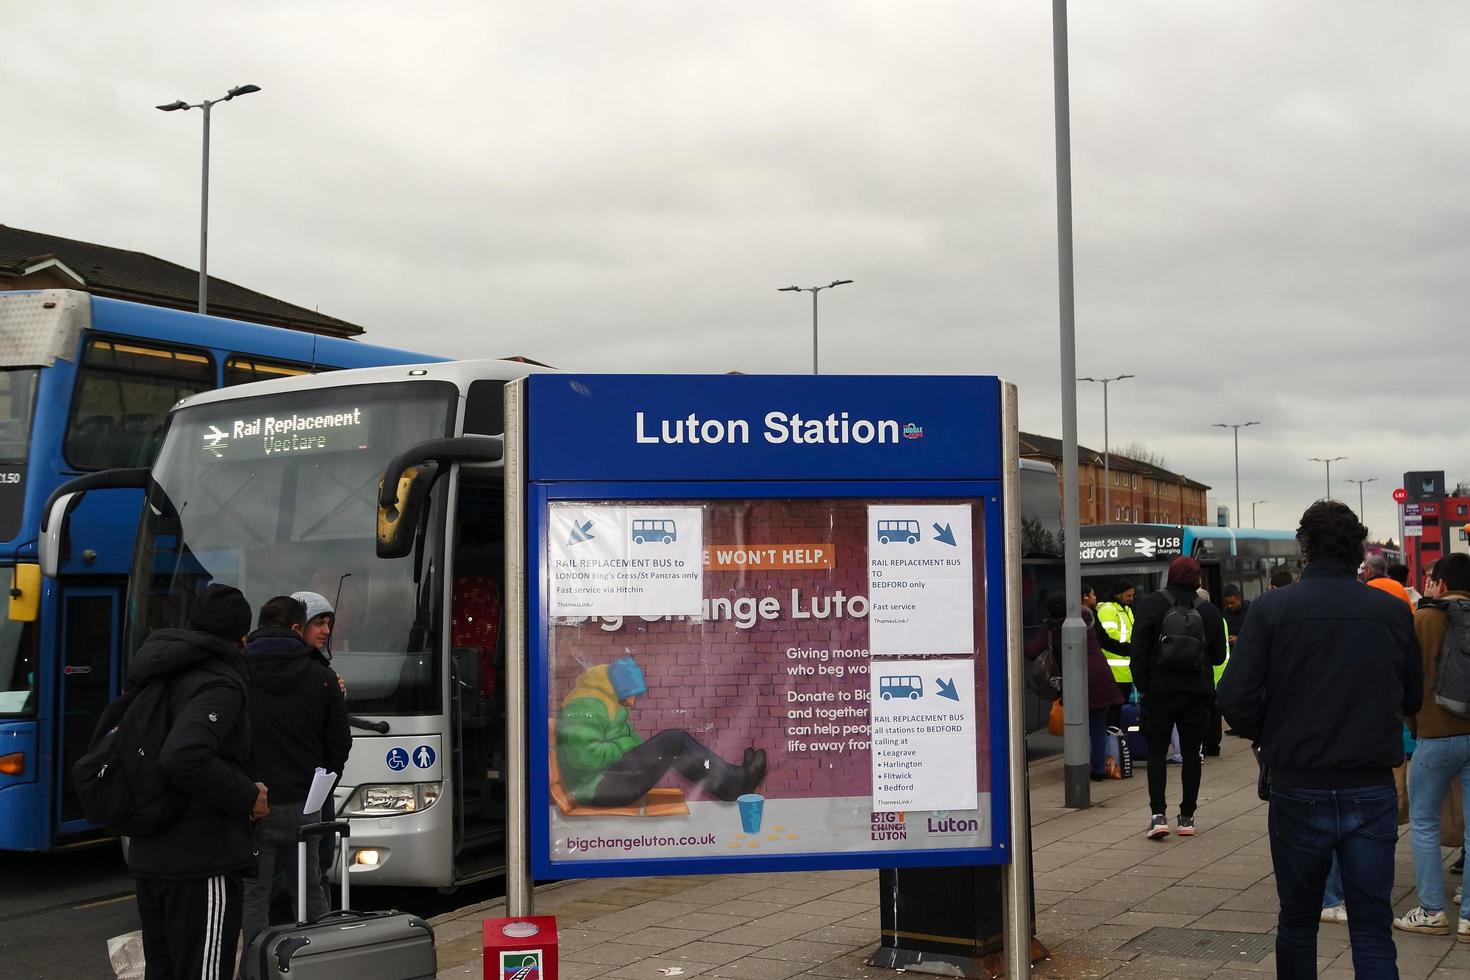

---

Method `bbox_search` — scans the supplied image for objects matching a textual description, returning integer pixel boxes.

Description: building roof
[1019,430,1210,491]
[0,223,362,338]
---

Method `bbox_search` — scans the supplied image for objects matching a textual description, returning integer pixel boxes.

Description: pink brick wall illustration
[549,498,992,802]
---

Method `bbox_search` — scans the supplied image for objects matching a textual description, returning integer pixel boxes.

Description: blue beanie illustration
[608,656,647,700]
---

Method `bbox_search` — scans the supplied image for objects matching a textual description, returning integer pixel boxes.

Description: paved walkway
[430,737,1470,978]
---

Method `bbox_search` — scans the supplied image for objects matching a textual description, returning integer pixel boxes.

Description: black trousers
[135,873,242,980]
[1142,690,1211,818]
[1204,695,1223,752]
[587,730,744,806]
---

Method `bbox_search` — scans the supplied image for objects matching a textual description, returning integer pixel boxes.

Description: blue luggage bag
[1119,700,1148,762]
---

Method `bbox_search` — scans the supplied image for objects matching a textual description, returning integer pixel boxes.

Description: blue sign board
[525,374,1013,879]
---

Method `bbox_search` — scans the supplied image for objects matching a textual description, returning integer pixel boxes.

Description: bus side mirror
[377,463,440,560]
[7,564,40,622]
[39,492,83,579]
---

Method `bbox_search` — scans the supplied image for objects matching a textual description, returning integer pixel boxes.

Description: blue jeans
[1322,853,1344,908]
[1408,735,1470,916]
[1269,784,1398,979]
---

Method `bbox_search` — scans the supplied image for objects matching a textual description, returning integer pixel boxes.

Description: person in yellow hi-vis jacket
[1096,578,1136,724]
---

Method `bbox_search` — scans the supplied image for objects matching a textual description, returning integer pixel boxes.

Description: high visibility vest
[1214,620,1231,685]
[1096,602,1134,683]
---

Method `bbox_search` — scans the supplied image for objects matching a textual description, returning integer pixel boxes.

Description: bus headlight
[340,782,441,816]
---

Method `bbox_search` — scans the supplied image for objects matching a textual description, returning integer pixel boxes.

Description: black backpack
[70,680,184,837]
[1154,591,1207,673]
[1431,598,1470,719]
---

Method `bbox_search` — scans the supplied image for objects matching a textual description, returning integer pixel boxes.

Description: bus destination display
[200,407,369,460]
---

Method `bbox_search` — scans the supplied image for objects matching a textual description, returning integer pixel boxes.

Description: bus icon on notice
[876,519,920,545]
[879,675,924,700]
[631,518,677,545]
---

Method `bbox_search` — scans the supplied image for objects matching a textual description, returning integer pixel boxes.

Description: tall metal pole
[1213,422,1259,527]
[1102,382,1110,520]
[1311,456,1346,500]
[1052,0,1088,812]
[1346,478,1378,522]
[811,288,819,375]
[1080,375,1133,523]
[157,84,260,315]
[199,102,212,314]
[778,280,851,375]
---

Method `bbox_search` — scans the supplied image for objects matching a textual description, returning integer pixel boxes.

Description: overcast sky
[6,2,1468,541]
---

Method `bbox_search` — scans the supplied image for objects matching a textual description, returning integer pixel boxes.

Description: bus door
[55,587,119,834]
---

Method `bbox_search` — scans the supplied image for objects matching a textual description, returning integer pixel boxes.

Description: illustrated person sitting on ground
[556,657,767,808]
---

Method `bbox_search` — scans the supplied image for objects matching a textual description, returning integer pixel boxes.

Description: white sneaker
[1394,906,1450,935]
[1319,904,1347,924]
[1459,917,1470,944]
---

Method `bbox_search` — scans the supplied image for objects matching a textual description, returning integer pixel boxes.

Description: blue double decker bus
[0,289,439,851]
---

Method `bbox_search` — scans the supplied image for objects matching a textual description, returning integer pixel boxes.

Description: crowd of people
[1033,500,1470,978]
[122,585,349,979]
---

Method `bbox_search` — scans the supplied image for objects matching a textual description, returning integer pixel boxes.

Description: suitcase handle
[297,820,352,922]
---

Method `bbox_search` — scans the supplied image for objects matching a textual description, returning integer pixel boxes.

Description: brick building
[1019,432,1211,526]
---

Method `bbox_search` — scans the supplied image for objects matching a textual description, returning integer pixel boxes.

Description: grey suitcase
[244,820,437,980]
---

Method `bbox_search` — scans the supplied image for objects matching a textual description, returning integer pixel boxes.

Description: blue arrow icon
[933,523,956,547]
[568,520,596,545]
[936,678,960,702]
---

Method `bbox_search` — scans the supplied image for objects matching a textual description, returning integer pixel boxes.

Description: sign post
[504,374,1029,977]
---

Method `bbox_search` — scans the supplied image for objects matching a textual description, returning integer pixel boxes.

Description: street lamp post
[1077,374,1134,522]
[157,84,262,314]
[1346,477,1378,522]
[1251,500,1268,529]
[1212,421,1260,528]
[1308,456,1347,500]
[778,279,853,375]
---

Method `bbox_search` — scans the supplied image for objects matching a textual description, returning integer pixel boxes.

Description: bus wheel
[906,535,917,544]
[881,691,892,700]
[879,536,890,545]
[910,692,920,700]
[662,535,673,544]
[634,536,645,544]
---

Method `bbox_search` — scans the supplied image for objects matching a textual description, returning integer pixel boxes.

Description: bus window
[64,337,214,470]
[0,367,38,464]
[223,355,316,387]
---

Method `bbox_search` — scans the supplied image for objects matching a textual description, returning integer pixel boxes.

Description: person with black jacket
[1218,501,1420,978]
[1129,556,1227,840]
[241,595,352,949]
[127,584,268,980]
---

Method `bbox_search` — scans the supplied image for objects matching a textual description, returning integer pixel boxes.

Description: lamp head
[155,100,188,112]
[830,279,853,287]
[226,84,262,99]
[777,286,800,292]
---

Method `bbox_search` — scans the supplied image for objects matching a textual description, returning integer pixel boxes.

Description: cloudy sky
[6,2,1468,540]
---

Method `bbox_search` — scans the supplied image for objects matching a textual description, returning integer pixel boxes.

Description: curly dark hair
[1295,500,1368,566]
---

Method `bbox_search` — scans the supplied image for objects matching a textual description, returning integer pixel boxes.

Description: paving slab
[430,736,1469,979]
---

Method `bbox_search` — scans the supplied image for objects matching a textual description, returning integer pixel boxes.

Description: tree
[1114,441,1168,469]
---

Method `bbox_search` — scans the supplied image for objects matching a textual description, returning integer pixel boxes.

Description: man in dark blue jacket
[127,584,269,980]
[1218,501,1421,979]
[241,595,352,949]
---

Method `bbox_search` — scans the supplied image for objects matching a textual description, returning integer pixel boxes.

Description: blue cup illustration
[737,793,765,834]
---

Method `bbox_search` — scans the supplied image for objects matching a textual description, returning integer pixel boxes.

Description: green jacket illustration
[556,664,644,803]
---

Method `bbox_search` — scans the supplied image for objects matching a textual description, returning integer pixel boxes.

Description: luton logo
[501,951,542,980]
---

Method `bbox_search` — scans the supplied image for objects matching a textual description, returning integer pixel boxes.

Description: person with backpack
[1218,501,1419,977]
[240,596,352,950]
[1025,591,1124,779]
[123,584,269,980]
[1395,553,1470,938]
[1129,556,1226,840]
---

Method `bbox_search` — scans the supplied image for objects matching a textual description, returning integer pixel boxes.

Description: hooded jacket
[1410,590,1470,741]
[1026,606,1126,710]
[1130,585,1228,697]
[1217,558,1421,789]
[124,629,259,880]
[243,628,352,804]
[555,665,643,803]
